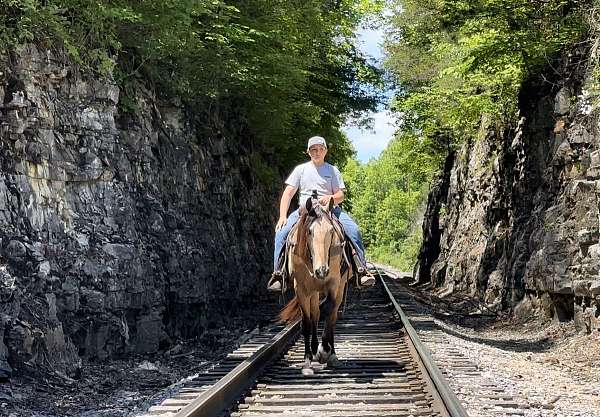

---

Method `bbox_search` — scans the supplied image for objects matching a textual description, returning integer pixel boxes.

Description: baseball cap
[307,136,327,151]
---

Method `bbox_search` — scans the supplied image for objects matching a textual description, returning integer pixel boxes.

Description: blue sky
[342,25,398,163]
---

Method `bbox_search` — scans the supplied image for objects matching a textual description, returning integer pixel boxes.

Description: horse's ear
[328,197,334,212]
[305,197,313,213]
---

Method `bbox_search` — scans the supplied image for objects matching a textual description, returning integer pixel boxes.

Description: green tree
[0,0,384,177]
[386,0,587,146]
[343,132,440,269]
[349,0,589,270]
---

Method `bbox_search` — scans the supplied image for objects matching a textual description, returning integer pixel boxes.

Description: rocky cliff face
[0,45,274,380]
[416,45,600,332]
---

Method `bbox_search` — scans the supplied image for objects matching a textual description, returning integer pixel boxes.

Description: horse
[278,196,352,376]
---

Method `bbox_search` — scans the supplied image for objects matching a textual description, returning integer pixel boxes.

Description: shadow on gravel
[415,320,555,353]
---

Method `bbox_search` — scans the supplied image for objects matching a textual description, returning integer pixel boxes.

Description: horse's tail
[278,296,302,323]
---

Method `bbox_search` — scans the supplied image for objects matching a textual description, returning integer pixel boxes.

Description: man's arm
[319,188,344,207]
[276,185,298,231]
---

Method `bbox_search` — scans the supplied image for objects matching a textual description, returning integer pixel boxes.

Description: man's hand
[275,217,287,231]
[319,195,333,206]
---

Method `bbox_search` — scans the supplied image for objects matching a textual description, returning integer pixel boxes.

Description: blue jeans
[273,207,366,270]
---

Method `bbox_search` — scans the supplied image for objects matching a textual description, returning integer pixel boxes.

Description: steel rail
[173,318,301,417]
[377,271,470,417]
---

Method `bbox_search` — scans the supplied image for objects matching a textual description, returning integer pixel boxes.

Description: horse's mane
[294,206,314,263]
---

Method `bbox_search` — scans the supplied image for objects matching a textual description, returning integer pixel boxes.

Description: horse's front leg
[309,293,320,358]
[318,284,344,367]
[301,313,314,376]
[323,325,340,368]
[297,291,318,376]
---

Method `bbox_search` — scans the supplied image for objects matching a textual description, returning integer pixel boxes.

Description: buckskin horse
[278,196,351,376]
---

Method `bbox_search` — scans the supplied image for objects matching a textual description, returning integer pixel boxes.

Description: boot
[359,270,376,287]
[267,271,284,292]
[352,248,375,287]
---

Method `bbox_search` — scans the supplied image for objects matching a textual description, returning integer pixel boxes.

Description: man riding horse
[267,135,375,292]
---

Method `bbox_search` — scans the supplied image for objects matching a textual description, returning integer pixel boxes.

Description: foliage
[0,0,137,74]
[367,228,422,272]
[587,0,600,111]
[344,0,590,271]
[0,0,384,176]
[385,0,589,146]
[353,0,590,269]
[343,132,440,270]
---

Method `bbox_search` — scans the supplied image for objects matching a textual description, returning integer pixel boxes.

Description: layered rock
[416,46,600,332]
[0,45,274,379]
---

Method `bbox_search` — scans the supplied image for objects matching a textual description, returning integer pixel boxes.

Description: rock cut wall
[416,46,600,332]
[0,45,274,379]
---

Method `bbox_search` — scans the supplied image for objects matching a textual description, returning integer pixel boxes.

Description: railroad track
[383,275,532,416]
[138,272,469,417]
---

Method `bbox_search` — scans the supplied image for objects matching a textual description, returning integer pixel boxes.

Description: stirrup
[352,249,373,284]
[355,267,375,288]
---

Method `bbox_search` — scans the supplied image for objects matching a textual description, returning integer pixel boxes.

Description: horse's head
[296,197,341,280]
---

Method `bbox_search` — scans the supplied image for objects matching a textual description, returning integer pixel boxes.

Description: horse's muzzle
[315,266,329,280]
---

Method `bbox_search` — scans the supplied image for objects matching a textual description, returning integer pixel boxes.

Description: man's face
[308,145,327,162]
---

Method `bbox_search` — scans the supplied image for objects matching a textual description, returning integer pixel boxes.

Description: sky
[342,25,398,163]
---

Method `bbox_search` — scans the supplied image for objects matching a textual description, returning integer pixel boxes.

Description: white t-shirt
[285,161,345,208]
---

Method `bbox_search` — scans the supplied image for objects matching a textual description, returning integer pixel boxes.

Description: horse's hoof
[326,354,340,368]
[316,345,330,364]
[301,367,314,376]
